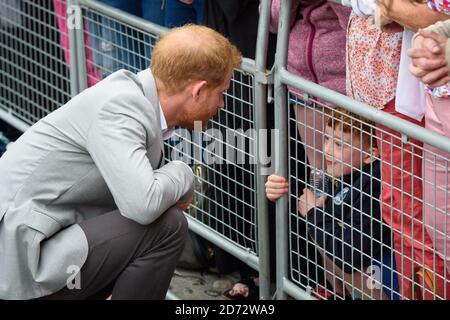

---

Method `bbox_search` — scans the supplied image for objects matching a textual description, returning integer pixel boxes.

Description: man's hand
[409,30,450,87]
[265,174,289,202]
[298,188,326,218]
[177,190,194,211]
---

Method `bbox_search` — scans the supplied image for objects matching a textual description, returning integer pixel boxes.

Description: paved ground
[169,267,240,300]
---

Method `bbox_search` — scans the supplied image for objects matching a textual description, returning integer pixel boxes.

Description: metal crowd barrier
[274,0,450,300]
[1,0,450,300]
[0,0,71,131]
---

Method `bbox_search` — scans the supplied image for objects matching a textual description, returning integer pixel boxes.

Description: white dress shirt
[159,103,174,140]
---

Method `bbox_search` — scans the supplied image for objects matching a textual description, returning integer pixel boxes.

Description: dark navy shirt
[306,160,392,273]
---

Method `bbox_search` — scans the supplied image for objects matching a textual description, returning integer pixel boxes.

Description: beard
[177,113,211,131]
[178,102,217,131]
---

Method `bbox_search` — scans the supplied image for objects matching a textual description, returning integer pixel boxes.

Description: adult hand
[408,31,450,87]
[298,188,326,218]
[179,0,193,4]
[177,190,194,211]
[374,2,403,33]
[265,174,289,202]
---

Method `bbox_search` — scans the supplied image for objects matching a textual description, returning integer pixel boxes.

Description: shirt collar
[137,69,173,141]
[159,103,174,140]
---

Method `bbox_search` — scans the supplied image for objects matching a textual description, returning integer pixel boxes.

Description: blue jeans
[164,0,204,28]
[88,0,204,79]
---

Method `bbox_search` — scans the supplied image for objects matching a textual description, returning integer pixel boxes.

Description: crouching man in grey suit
[0,25,242,300]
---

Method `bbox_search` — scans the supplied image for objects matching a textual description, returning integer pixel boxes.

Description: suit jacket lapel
[137,69,165,168]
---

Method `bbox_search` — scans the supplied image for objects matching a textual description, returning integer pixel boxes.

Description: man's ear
[363,146,379,165]
[191,80,207,100]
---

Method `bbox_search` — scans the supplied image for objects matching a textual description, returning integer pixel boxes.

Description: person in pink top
[409,0,450,284]
[269,0,350,170]
[53,0,101,87]
[225,0,351,300]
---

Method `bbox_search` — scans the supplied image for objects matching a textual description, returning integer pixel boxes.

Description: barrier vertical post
[274,0,291,300]
[255,0,272,300]
[67,0,80,96]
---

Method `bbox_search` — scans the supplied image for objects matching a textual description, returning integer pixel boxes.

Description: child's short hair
[326,107,377,148]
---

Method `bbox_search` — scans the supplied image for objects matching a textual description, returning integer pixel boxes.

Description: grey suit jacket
[0,69,194,299]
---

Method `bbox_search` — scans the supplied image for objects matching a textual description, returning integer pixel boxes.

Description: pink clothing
[376,101,450,299]
[424,93,450,272]
[421,0,450,277]
[426,0,450,98]
[53,0,100,87]
[347,14,449,299]
[269,0,350,170]
[269,0,350,95]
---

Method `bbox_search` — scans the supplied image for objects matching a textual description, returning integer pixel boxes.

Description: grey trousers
[39,207,188,300]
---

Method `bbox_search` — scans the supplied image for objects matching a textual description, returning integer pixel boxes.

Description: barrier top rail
[272,0,450,155]
[280,69,450,155]
[76,0,256,74]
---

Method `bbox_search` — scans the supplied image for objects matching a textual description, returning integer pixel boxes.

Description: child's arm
[298,188,326,218]
[265,174,289,202]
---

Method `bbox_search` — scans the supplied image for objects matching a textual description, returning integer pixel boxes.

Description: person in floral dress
[344,0,449,299]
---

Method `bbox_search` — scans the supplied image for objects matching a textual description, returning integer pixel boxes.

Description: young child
[266,109,399,300]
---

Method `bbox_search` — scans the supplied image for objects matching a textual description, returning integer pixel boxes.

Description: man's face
[323,125,369,178]
[179,70,233,130]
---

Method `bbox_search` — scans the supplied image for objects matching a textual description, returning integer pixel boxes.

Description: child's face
[323,124,370,178]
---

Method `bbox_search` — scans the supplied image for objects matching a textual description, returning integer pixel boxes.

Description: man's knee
[158,207,189,242]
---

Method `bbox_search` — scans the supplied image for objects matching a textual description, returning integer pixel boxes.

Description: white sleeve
[341,0,376,16]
